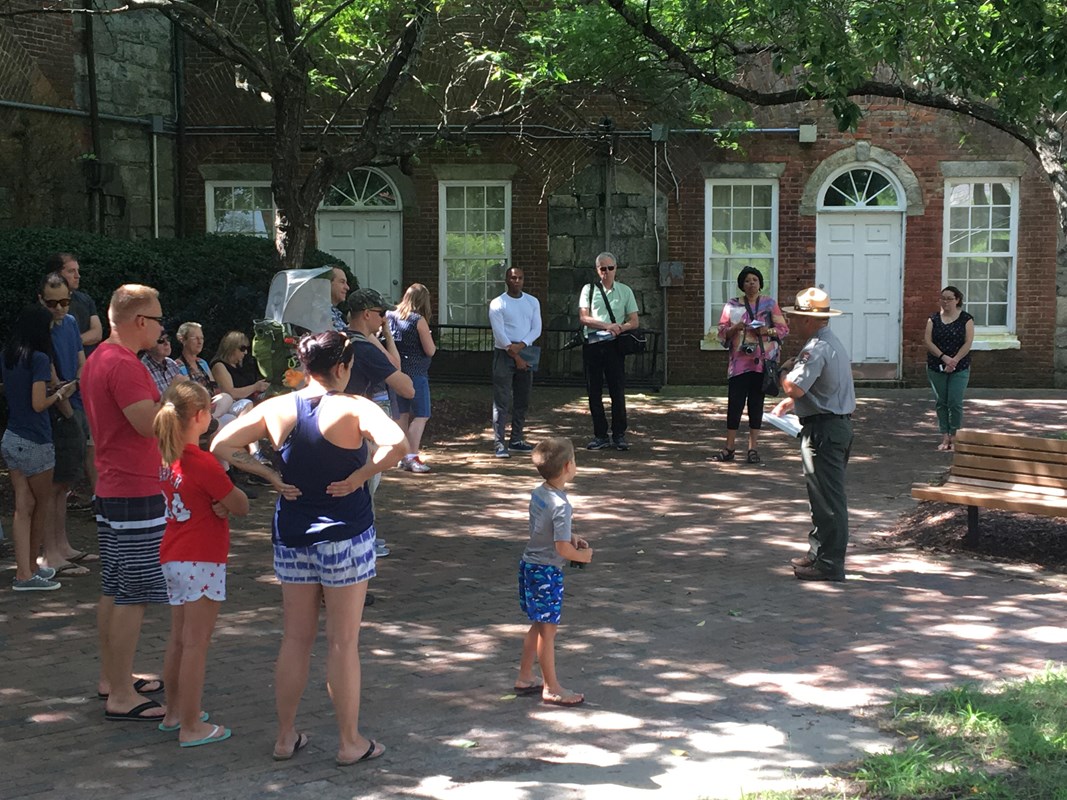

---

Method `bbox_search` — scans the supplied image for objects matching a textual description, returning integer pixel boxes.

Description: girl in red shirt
[153,381,249,748]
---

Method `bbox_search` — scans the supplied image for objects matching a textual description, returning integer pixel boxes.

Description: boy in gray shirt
[514,437,592,707]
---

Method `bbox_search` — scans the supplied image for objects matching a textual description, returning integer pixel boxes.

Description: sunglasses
[138,314,165,325]
[369,308,386,317]
[598,265,616,272]
[43,298,71,309]
[238,345,250,352]
[156,335,169,345]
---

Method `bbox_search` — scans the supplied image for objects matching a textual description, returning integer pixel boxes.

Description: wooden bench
[911,430,1067,543]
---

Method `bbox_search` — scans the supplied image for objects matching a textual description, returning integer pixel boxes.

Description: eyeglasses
[43,298,71,309]
[369,308,386,318]
[238,345,249,352]
[138,314,165,325]
[598,265,616,272]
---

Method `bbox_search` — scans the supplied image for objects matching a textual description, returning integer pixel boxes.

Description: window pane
[486,186,505,208]
[446,210,465,233]
[712,185,732,206]
[466,186,485,208]
[752,185,772,206]
[466,211,485,233]
[446,186,464,206]
[486,210,506,232]
[988,305,1007,326]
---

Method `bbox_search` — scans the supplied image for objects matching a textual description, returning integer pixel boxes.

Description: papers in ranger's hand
[764,411,802,438]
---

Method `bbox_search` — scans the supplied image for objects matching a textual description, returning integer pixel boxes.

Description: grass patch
[741,666,1067,799]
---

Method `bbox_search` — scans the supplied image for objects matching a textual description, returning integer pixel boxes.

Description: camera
[740,343,757,355]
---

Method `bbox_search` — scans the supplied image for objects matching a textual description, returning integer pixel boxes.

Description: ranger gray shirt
[522,484,572,568]
[787,325,857,418]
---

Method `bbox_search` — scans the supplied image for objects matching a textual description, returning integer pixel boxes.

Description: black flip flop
[105,699,164,722]
[97,677,164,700]
[513,684,544,697]
[337,739,384,767]
[273,732,310,761]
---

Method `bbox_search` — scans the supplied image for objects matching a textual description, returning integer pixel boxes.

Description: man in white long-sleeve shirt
[488,267,542,458]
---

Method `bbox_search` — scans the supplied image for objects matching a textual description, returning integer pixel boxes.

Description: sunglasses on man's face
[157,336,169,345]
[598,265,616,272]
[370,308,386,318]
[44,298,71,309]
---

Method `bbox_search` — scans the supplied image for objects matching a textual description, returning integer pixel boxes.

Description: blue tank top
[388,312,432,377]
[273,393,372,547]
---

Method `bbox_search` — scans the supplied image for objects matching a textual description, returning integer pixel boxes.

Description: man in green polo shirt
[578,252,639,451]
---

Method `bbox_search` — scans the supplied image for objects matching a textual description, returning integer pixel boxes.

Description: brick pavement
[2,388,1067,799]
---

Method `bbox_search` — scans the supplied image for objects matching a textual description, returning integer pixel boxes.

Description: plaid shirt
[140,354,183,395]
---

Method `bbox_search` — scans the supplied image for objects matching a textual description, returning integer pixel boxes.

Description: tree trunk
[1039,127,1067,385]
[271,65,314,270]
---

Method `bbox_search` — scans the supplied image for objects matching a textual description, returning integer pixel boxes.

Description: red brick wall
[179,98,1058,388]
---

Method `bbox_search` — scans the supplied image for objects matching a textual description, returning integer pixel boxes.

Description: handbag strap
[595,281,618,325]
[744,296,771,362]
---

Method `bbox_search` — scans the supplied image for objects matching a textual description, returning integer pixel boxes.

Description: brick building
[1,11,1059,387]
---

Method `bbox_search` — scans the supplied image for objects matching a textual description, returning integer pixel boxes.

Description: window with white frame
[704,180,778,331]
[205,182,275,237]
[438,181,511,325]
[943,179,1017,329]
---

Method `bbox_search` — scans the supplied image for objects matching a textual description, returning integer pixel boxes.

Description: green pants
[800,416,853,574]
[927,368,970,435]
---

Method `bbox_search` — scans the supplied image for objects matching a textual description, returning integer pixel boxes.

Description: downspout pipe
[84,0,103,233]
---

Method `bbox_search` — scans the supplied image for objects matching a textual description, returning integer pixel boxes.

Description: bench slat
[954,443,1067,465]
[950,475,1067,498]
[911,483,1067,518]
[952,453,1067,480]
[952,466,1067,492]
[955,430,1067,455]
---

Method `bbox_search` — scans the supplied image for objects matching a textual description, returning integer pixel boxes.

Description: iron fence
[430,325,662,389]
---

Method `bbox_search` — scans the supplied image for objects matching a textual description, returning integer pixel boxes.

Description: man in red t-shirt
[82,284,170,722]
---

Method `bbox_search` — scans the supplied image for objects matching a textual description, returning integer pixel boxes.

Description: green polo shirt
[579,282,638,338]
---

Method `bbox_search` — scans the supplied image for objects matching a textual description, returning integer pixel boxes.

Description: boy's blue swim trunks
[518,559,564,624]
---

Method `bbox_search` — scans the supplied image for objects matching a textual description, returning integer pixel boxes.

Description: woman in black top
[923,286,975,451]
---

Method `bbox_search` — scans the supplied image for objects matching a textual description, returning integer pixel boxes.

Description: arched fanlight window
[321,167,400,209]
[821,167,901,209]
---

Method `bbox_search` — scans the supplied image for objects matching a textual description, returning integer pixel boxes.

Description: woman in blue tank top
[212,330,407,765]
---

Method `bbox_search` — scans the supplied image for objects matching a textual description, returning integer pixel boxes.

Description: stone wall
[73,13,176,237]
[546,163,666,332]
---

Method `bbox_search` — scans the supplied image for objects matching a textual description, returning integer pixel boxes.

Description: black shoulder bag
[745,297,780,397]
[595,282,647,356]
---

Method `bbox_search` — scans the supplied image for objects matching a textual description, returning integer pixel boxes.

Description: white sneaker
[407,457,431,474]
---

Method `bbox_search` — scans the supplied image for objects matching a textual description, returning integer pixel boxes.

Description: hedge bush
[0,229,344,355]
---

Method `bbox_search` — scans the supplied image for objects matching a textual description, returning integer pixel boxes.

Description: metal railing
[431,325,662,389]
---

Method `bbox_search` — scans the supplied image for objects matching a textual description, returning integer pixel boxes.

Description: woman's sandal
[746,449,761,464]
[711,449,736,462]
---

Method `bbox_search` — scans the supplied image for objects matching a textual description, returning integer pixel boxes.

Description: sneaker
[13,575,61,592]
[509,441,534,453]
[35,566,57,580]
[375,542,391,558]
[407,457,431,474]
[586,437,611,450]
[494,442,511,458]
[612,434,630,451]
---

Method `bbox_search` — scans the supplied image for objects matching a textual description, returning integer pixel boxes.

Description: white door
[316,212,403,302]
[816,213,903,376]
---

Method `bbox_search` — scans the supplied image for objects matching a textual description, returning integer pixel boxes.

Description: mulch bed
[886,501,1067,573]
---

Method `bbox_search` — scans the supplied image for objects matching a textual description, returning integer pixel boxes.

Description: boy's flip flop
[542,692,585,707]
[273,732,310,761]
[336,739,385,766]
[513,684,544,697]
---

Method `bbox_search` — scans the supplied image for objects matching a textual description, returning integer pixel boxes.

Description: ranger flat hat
[783,287,843,317]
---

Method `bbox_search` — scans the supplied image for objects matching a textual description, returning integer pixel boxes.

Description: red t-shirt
[82,342,163,498]
[159,445,235,564]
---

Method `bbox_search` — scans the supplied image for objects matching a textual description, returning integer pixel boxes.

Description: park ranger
[773,288,857,582]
